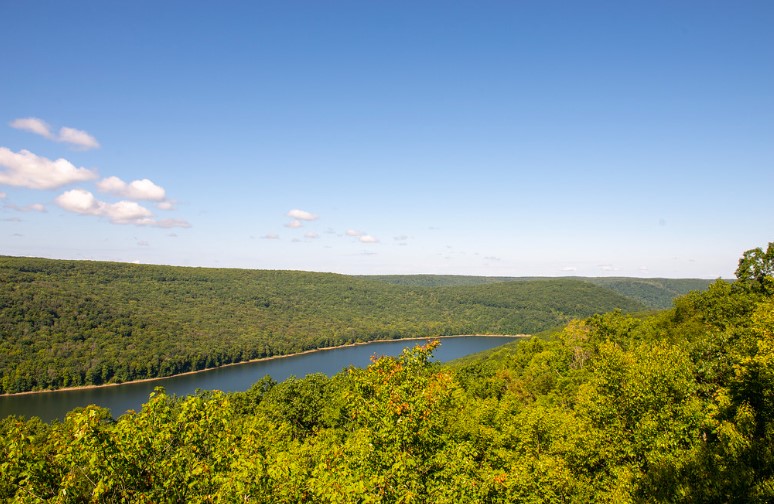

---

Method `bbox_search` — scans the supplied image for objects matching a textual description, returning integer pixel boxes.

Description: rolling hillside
[0,256,645,394]
[364,274,715,309]
[2,248,770,501]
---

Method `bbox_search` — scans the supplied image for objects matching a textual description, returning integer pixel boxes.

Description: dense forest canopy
[0,244,771,502]
[0,256,649,394]
[363,275,713,309]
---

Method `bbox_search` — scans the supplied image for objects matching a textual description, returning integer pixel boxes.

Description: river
[0,336,518,422]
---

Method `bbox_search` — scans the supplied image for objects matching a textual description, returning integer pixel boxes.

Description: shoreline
[1,334,528,397]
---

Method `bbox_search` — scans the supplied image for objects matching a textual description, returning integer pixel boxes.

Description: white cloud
[55,189,189,228]
[57,127,100,150]
[56,189,149,222]
[287,208,318,221]
[10,118,52,138]
[10,118,99,150]
[262,233,280,240]
[97,176,166,201]
[346,229,378,243]
[305,232,319,239]
[157,201,175,210]
[4,202,46,213]
[154,218,191,229]
[0,192,6,199]
[286,219,302,228]
[0,147,98,189]
[561,266,578,272]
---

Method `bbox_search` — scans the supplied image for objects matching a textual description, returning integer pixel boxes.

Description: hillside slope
[581,276,716,309]
[365,274,714,309]
[1,244,771,502]
[0,256,643,393]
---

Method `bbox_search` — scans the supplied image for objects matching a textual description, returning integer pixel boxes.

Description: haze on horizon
[1,2,772,279]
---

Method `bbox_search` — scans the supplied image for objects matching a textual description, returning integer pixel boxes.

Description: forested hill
[364,274,714,309]
[0,256,645,394]
[581,277,717,309]
[1,244,771,501]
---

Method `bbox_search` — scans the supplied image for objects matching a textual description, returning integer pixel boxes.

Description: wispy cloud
[262,233,280,240]
[10,118,52,138]
[153,218,191,229]
[55,189,190,228]
[286,219,302,228]
[394,235,410,246]
[345,228,378,243]
[0,147,98,189]
[305,232,319,239]
[57,127,100,150]
[10,117,100,150]
[4,202,46,213]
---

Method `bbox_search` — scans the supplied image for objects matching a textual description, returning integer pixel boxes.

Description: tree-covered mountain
[362,274,516,287]
[0,244,771,502]
[581,277,717,309]
[363,274,715,309]
[0,256,645,394]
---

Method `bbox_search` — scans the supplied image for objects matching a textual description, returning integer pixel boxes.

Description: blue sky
[1,1,772,278]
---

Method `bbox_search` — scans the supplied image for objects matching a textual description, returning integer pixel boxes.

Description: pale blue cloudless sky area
[1,1,772,277]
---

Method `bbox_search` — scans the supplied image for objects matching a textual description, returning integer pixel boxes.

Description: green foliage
[0,256,645,394]
[583,277,717,309]
[735,241,774,294]
[0,245,770,501]
[365,274,714,309]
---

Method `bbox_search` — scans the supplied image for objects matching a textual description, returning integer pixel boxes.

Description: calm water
[0,336,517,422]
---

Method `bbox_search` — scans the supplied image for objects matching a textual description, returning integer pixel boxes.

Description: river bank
[1,334,528,397]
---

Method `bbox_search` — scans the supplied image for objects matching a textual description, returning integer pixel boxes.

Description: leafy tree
[735,242,774,293]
